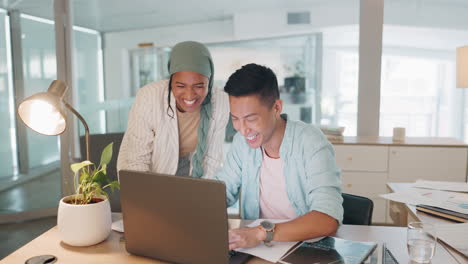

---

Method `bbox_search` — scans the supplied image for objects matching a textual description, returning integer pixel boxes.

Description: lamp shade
[18,80,68,135]
[457,46,468,88]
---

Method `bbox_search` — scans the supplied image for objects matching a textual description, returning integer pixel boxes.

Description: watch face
[260,220,274,230]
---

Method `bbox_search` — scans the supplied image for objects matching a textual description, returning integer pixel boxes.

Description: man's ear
[274,99,283,117]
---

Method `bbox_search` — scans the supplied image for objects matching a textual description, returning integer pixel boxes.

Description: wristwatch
[259,220,275,247]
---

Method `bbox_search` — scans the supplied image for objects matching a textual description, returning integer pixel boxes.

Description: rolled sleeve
[304,141,344,223]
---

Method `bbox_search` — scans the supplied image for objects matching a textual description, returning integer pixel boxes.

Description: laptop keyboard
[383,245,399,264]
[228,251,251,264]
[228,250,236,258]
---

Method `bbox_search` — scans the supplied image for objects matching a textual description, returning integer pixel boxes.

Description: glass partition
[208,35,320,127]
[20,14,60,168]
[0,9,16,178]
[74,27,106,135]
[0,2,62,221]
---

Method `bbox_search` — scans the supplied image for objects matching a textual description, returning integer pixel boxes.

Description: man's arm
[214,133,244,207]
[229,210,337,250]
[229,133,342,249]
[273,210,338,240]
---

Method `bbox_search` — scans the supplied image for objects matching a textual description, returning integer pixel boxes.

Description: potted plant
[283,60,307,104]
[57,142,120,246]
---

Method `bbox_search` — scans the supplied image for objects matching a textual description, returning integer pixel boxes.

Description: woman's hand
[228,226,266,250]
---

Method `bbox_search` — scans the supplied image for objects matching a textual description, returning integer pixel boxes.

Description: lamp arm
[63,101,90,161]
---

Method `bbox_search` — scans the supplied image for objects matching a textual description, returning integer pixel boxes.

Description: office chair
[342,193,374,225]
[79,132,124,212]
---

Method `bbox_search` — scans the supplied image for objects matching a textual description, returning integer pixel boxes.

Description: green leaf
[101,164,107,174]
[91,182,102,193]
[72,142,117,204]
[92,170,109,187]
[99,142,113,168]
[71,160,93,174]
[79,171,91,184]
[106,181,120,192]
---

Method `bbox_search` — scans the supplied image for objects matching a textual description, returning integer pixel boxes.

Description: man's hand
[228,226,266,250]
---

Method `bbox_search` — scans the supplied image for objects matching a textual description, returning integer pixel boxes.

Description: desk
[0,217,461,264]
[387,182,468,263]
[386,183,458,226]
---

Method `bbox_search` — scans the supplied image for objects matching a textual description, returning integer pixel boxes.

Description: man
[216,63,343,250]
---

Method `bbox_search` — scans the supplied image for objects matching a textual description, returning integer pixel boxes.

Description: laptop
[119,170,250,264]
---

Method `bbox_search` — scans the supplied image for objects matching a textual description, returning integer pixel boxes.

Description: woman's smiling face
[171,71,209,112]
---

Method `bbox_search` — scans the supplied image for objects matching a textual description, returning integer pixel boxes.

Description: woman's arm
[203,88,230,179]
[117,86,156,174]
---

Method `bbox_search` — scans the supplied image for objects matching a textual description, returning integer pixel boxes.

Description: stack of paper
[381,180,468,217]
[435,223,468,257]
[234,219,308,263]
[380,187,468,215]
[413,180,468,193]
[320,126,345,142]
[416,204,468,223]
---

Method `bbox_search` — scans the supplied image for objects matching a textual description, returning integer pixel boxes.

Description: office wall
[232,2,359,40]
[102,1,360,101]
[384,1,468,31]
[102,1,468,138]
[102,1,468,100]
[103,19,235,100]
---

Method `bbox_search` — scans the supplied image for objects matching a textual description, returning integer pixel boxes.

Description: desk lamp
[17,80,90,161]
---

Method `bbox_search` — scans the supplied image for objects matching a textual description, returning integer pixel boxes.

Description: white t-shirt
[259,147,297,219]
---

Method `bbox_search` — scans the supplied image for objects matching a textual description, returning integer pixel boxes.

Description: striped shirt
[117,79,229,179]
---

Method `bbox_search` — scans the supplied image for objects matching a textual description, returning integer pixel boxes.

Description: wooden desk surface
[1,221,461,264]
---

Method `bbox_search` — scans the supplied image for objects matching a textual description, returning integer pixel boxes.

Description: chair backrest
[342,193,374,225]
[79,133,124,212]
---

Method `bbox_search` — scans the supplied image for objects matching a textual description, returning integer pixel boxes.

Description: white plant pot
[58,194,111,246]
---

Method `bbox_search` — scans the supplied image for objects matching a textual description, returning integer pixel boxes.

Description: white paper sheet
[233,219,305,263]
[380,188,468,214]
[413,180,468,193]
[435,223,468,257]
[112,219,124,232]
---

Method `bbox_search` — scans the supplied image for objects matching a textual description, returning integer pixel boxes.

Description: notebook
[279,236,377,264]
[416,204,468,223]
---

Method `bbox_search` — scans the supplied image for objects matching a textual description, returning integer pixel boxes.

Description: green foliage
[69,142,120,205]
[284,60,305,77]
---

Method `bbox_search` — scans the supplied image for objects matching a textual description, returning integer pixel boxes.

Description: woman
[117,41,229,179]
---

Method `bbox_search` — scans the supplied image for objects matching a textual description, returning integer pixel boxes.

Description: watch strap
[265,230,274,243]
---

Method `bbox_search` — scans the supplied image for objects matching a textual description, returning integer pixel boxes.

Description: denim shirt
[215,116,343,222]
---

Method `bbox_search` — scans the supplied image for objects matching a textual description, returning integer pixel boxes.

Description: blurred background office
[0,0,467,259]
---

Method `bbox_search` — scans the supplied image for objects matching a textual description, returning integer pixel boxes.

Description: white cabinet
[333,140,467,225]
[335,145,388,172]
[388,147,467,182]
[335,145,389,224]
[341,171,388,223]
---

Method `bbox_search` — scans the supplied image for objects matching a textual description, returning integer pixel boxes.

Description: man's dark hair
[224,63,279,107]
